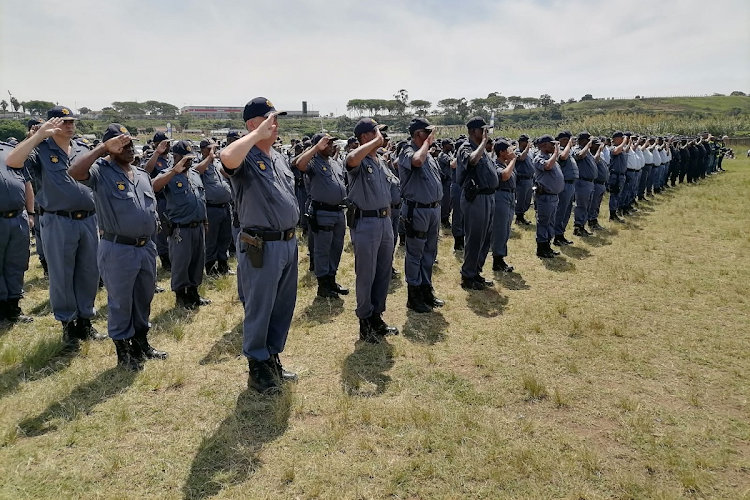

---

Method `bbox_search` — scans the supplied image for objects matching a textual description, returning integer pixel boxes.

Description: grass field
[1,156,749,499]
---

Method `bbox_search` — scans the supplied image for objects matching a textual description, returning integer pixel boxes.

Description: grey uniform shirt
[456,140,499,190]
[162,168,207,224]
[0,143,31,212]
[557,152,579,181]
[532,151,565,194]
[24,137,95,212]
[398,141,443,204]
[200,158,232,205]
[225,145,298,231]
[306,153,347,206]
[572,146,597,181]
[437,152,452,182]
[609,148,627,174]
[515,150,534,178]
[595,157,608,183]
[142,152,173,199]
[84,159,158,238]
[496,160,516,191]
[345,153,392,211]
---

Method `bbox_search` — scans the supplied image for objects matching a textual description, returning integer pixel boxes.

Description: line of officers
[0,101,728,394]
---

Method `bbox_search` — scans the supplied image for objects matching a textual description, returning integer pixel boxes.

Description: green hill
[562,95,750,115]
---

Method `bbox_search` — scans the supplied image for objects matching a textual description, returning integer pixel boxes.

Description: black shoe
[3,298,33,323]
[391,267,400,280]
[155,285,165,293]
[441,218,451,229]
[189,286,211,306]
[309,256,315,272]
[247,358,281,394]
[453,236,464,251]
[330,275,349,295]
[461,276,485,290]
[421,284,445,308]
[609,211,625,223]
[62,321,80,351]
[515,215,531,226]
[407,285,432,313]
[317,276,339,298]
[205,260,218,276]
[159,254,171,272]
[537,242,554,259]
[548,242,561,256]
[40,259,49,277]
[113,339,143,372]
[399,233,406,247]
[359,318,381,343]
[176,288,197,310]
[216,260,235,275]
[370,313,399,336]
[474,274,494,287]
[131,329,168,360]
[552,235,565,246]
[573,225,589,237]
[493,255,514,273]
[588,219,605,231]
[271,354,298,382]
[77,317,107,340]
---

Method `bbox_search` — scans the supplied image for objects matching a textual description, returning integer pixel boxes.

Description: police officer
[607,131,629,223]
[398,117,444,313]
[143,131,173,270]
[571,131,596,238]
[293,133,349,299]
[6,106,104,349]
[491,139,517,272]
[456,117,498,290]
[220,97,298,394]
[437,139,453,229]
[0,140,34,323]
[152,140,210,310]
[587,137,608,231]
[198,139,234,276]
[68,124,168,371]
[25,118,47,276]
[532,135,564,258]
[514,134,533,226]
[552,131,578,246]
[450,138,465,251]
[346,118,400,342]
[638,137,654,202]
[386,142,403,280]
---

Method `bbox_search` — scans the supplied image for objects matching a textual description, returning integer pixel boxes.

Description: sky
[1,0,748,116]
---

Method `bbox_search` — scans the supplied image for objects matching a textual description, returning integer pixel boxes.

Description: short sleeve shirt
[345,153,392,211]
[532,151,564,194]
[306,153,347,206]
[0,142,31,212]
[397,141,443,204]
[456,140,498,190]
[496,160,516,191]
[162,168,207,224]
[200,158,232,205]
[572,146,597,180]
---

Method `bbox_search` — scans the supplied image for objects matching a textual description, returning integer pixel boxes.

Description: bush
[0,119,27,142]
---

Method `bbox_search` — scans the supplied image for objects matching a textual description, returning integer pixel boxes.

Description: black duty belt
[498,188,515,193]
[391,203,402,210]
[359,208,390,218]
[517,175,532,181]
[311,200,344,212]
[171,220,206,228]
[206,203,229,209]
[645,163,654,167]
[627,168,639,172]
[242,228,296,241]
[579,177,595,183]
[477,188,495,195]
[1,210,22,219]
[102,232,150,247]
[405,200,440,209]
[594,180,606,185]
[564,179,575,184]
[40,208,95,220]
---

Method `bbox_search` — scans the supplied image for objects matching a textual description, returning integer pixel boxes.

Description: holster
[307,205,320,233]
[346,205,358,229]
[403,202,426,239]
[464,178,479,202]
[239,231,264,268]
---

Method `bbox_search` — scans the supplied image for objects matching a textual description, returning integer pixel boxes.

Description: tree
[0,119,27,141]
[437,98,470,122]
[508,96,523,108]
[538,94,554,107]
[0,100,6,113]
[178,113,194,130]
[485,92,508,113]
[393,89,409,115]
[729,91,747,97]
[10,97,20,115]
[567,98,576,104]
[410,100,431,115]
[79,107,91,115]
[581,94,594,101]
[22,100,56,116]
[111,101,146,116]
[521,97,540,108]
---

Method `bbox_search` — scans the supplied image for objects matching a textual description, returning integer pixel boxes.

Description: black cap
[466,116,488,129]
[493,139,511,153]
[518,134,530,142]
[408,117,435,135]
[47,105,76,120]
[577,131,591,140]
[199,139,213,149]
[612,131,624,138]
[311,133,337,146]
[441,139,452,146]
[27,118,44,130]
[353,118,387,137]
[102,123,131,142]
[227,130,241,139]
[347,136,358,145]
[624,131,633,137]
[242,97,287,121]
[537,134,554,145]
[556,130,572,140]
[171,140,193,156]
[153,131,169,143]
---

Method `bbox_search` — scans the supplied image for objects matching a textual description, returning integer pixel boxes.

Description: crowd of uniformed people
[0,101,729,393]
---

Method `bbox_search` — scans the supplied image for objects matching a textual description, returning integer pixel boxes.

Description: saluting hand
[104,135,132,155]
[174,154,194,174]
[375,129,385,147]
[425,128,436,147]
[316,136,331,152]
[254,112,279,141]
[155,139,170,155]
[36,118,64,139]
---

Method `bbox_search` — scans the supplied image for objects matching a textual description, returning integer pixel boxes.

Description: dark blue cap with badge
[537,134,554,145]
[577,131,591,140]
[556,130,572,140]
[27,118,44,130]
[102,123,132,142]
[243,97,287,121]
[353,118,388,137]
[518,134,530,141]
[311,133,337,145]
[199,139,214,149]
[408,117,435,135]
[153,131,169,143]
[493,139,512,153]
[171,140,193,156]
[227,130,241,139]
[47,105,77,120]
[612,130,624,138]
[466,116,488,129]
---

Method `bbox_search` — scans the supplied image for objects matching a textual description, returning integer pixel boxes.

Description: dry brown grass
[1,158,749,499]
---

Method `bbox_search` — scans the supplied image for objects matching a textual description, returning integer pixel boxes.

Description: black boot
[573,225,590,237]
[176,288,196,310]
[493,255,514,273]
[329,275,349,295]
[536,242,551,258]
[359,318,381,343]
[4,298,33,323]
[370,313,399,336]
[113,339,143,372]
[159,254,171,271]
[421,285,445,308]
[398,233,406,246]
[407,285,432,313]
[216,260,235,275]
[453,235,464,251]
[547,242,560,256]
[271,353,298,382]
[40,259,49,277]
[78,317,107,340]
[515,214,531,226]
[205,260,218,276]
[247,358,280,394]
[317,276,338,298]
[309,255,315,272]
[441,217,451,229]
[461,275,485,290]
[588,219,604,231]
[189,286,211,306]
[474,274,494,287]
[131,329,169,360]
[609,210,625,223]
[62,321,80,351]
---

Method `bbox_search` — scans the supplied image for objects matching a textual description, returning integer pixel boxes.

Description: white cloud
[1,0,747,115]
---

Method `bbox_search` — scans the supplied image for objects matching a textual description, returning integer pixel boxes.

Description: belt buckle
[8,211,17,218]
[136,238,146,247]
[286,229,295,240]
[75,212,83,219]
[380,209,387,217]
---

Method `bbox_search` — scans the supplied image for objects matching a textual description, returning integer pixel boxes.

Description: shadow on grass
[150,306,198,339]
[402,310,448,344]
[182,389,291,500]
[559,244,592,260]
[17,367,137,438]
[199,321,243,365]
[0,338,78,399]
[296,296,344,327]
[22,275,49,291]
[465,287,508,318]
[341,340,394,397]
[541,257,576,273]
[29,298,52,316]
[493,271,530,290]
[388,275,404,293]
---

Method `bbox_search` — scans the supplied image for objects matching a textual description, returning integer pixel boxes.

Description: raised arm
[5,118,64,169]
[220,113,279,170]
